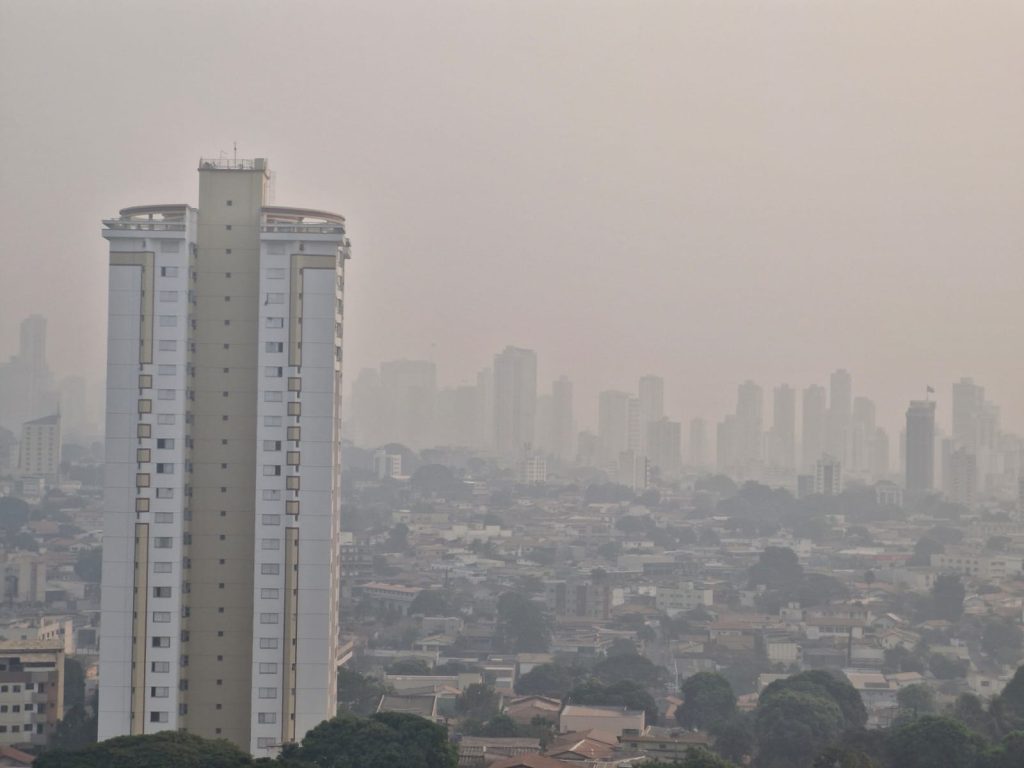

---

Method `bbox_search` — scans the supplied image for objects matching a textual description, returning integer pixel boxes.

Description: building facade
[905,400,936,493]
[98,158,349,754]
[0,640,64,750]
[18,414,61,482]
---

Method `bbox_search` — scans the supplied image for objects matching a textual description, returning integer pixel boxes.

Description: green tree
[0,496,30,537]
[981,618,1023,666]
[291,712,456,768]
[387,658,432,676]
[35,731,253,768]
[887,715,983,768]
[991,664,1024,734]
[408,590,452,617]
[337,668,388,715]
[567,679,659,725]
[463,713,518,737]
[644,747,738,767]
[951,693,998,740]
[677,672,736,730]
[929,653,969,680]
[496,592,550,653]
[709,714,753,764]
[748,546,803,589]
[759,670,867,730]
[897,683,936,719]
[48,704,97,752]
[755,690,844,768]
[515,663,578,698]
[74,548,102,583]
[909,536,943,566]
[455,683,500,721]
[592,651,665,686]
[64,657,87,709]
[931,573,966,622]
[812,746,877,768]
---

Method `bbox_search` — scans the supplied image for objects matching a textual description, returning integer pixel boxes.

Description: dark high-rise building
[826,368,852,465]
[905,400,936,492]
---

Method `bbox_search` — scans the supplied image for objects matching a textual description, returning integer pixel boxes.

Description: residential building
[826,369,852,466]
[646,418,681,476]
[815,454,843,496]
[559,704,645,736]
[767,384,795,471]
[99,158,349,753]
[17,414,61,483]
[0,640,64,749]
[550,376,574,462]
[801,385,826,472]
[597,391,630,464]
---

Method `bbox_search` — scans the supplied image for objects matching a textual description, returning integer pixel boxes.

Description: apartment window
[286,451,300,466]
[265,366,283,377]
[259,638,279,649]
[151,661,170,673]
[160,266,179,277]
[135,498,150,513]
[159,290,178,302]
[156,463,174,474]
[258,688,277,699]
[286,426,300,441]
[154,537,173,549]
[262,539,280,551]
[260,613,279,624]
[153,562,173,573]
[157,389,175,401]
[286,476,300,491]
[287,402,301,416]
[266,292,284,304]
[261,588,279,599]
[152,637,171,648]
[158,315,177,327]
[151,687,170,698]
[262,489,281,501]
[150,711,168,723]
[262,514,281,525]
[285,500,299,516]
[264,415,282,427]
[138,399,152,414]
[152,611,171,623]
[157,364,176,375]
[157,414,176,425]
[263,465,281,477]
[263,440,281,451]
[153,587,172,598]
[139,374,153,389]
[265,341,284,352]
[264,391,283,403]
[257,737,275,748]
[266,267,286,279]
[288,377,301,392]
[137,423,152,438]
[258,713,277,725]
[158,340,177,351]
[136,473,151,488]
[156,487,174,499]
[265,317,284,329]
[261,564,280,575]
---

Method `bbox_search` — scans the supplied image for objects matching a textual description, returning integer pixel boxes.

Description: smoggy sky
[1,0,1021,436]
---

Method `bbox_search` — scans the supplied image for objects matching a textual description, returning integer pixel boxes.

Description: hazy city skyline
[2,1,1024,437]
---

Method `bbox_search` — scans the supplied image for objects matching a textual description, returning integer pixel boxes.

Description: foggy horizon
[2,0,1023,437]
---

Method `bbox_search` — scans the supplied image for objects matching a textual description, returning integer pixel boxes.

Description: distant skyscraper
[767,384,796,471]
[947,447,977,507]
[850,396,876,476]
[99,159,348,751]
[826,369,852,465]
[550,376,574,462]
[626,396,643,452]
[872,428,891,478]
[379,360,437,449]
[598,391,630,464]
[647,418,681,476]
[952,377,985,451]
[716,415,738,473]
[735,380,763,467]
[688,418,708,469]
[493,346,537,459]
[0,314,57,431]
[350,368,382,447]
[476,367,494,450]
[18,413,61,482]
[906,399,937,492]
[436,385,478,447]
[638,375,664,424]
[801,385,826,471]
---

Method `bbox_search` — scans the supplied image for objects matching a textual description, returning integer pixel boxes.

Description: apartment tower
[98,158,349,754]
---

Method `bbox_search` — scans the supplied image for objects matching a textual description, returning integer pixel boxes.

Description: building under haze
[905,399,936,493]
[99,158,349,753]
[801,385,826,472]
[492,346,537,460]
[18,413,61,483]
[0,315,58,432]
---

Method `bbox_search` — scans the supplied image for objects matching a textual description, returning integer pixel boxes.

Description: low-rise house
[559,705,645,737]
[504,696,562,726]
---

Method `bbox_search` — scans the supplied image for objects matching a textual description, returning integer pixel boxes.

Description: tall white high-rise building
[767,384,795,471]
[638,375,664,424]
[99,158,350,754]
[550,376,574,462]
[597,390,630,464]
